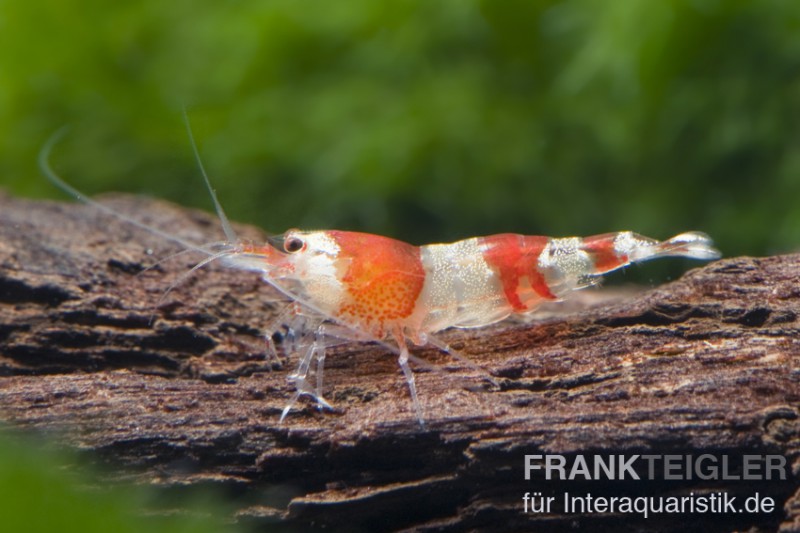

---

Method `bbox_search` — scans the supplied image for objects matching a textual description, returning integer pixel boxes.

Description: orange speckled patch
[329,231,424,334]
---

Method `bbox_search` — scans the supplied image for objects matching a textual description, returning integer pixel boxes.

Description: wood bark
[1,190,798,532]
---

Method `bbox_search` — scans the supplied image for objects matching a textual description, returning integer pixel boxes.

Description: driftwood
[0,190,798,532]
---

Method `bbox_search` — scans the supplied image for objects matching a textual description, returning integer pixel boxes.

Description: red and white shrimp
[223,228,719,423]
[40,125,721,426]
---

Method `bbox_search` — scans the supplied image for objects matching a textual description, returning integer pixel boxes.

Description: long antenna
[182,109,238,244]
[38,127,211,256]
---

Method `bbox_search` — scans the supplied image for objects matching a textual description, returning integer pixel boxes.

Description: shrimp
[40,125,722,427]
[226,228,720,424]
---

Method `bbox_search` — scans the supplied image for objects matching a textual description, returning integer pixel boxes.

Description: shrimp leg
[280,328,331,422]
[392,327,425,427]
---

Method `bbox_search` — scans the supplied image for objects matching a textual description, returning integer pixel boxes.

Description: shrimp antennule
[39,127,213,256]
[182,109,238,244]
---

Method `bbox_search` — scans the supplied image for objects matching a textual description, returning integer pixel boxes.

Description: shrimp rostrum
[41,128,721,427]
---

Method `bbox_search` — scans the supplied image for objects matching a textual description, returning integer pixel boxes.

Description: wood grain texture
[1,191,798,532]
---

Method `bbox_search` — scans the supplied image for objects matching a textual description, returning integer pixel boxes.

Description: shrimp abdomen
[412,231,720,332]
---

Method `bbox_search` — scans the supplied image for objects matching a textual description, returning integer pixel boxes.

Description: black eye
[284,237,304,253]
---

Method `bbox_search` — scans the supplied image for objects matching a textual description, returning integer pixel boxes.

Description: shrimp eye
[284,237,304,253]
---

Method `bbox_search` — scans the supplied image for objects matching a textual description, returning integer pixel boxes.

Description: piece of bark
[0,190,798,532]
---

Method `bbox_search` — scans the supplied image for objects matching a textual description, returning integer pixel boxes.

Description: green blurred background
[3,0,800,257]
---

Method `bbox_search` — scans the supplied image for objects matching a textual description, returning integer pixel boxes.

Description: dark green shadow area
[0,428,240,533]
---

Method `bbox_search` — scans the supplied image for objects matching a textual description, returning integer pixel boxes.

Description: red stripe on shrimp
[480,234,556,311]
[581,233,628,272]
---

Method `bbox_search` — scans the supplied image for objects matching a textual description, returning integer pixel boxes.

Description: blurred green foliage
[2,0,799,256]
[0,430,236,533]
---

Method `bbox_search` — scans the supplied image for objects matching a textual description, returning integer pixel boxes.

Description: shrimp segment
[224,228,720,424]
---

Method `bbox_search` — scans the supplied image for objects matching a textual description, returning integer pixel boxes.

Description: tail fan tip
[658,231,722,261]
[623,231,721,263]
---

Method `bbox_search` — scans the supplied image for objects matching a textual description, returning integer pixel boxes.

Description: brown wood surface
[1,190,799,532]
